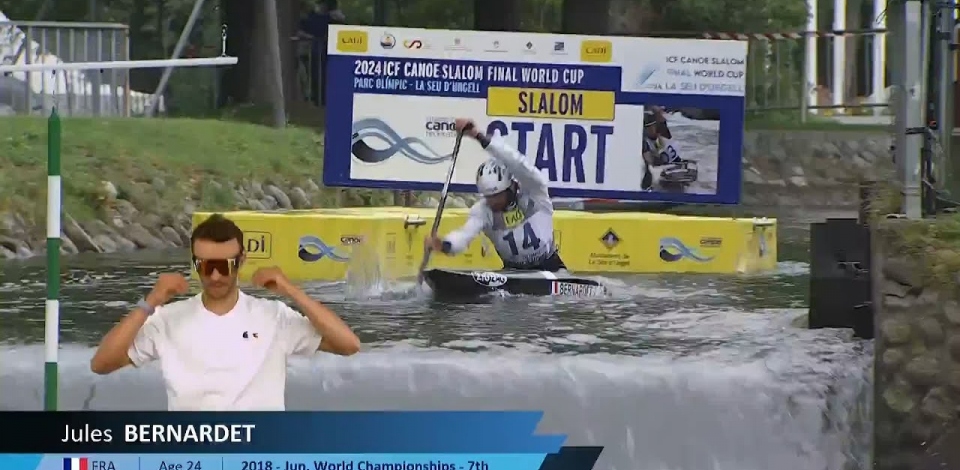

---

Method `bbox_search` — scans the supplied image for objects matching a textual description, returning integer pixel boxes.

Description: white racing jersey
[443,136,556,268]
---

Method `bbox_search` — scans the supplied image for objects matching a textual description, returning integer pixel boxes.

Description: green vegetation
[865,181,960,286]
[0,116,392,226]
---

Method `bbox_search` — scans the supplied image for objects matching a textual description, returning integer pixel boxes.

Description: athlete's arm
[475,133,550,200]
[283,290,360,356]
[441,203,487,255]
[90,306,156,374]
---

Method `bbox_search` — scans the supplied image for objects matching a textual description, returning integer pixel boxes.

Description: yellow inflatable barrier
[192,208,777,281]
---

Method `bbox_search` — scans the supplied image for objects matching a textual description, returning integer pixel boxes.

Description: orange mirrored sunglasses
[192,256,241,276]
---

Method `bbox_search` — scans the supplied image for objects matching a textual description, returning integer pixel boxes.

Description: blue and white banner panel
[323,26,747,204]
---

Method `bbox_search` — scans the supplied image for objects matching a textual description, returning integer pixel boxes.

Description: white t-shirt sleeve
[128,311,163,367]
[277,301,322,356]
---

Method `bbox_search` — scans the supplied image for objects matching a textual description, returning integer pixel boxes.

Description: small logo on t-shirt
[242,331,259,339]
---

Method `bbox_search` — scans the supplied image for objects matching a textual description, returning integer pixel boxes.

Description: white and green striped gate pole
[44,107,61,411]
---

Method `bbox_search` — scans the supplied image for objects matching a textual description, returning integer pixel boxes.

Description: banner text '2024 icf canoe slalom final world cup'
[322,26,748,204]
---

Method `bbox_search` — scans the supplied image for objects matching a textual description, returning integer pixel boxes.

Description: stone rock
[113,199,138,221]
[150,177,166,192]
[289,187,310,209]
[248,181,265,199]
[420,197,440,208]
[884,257,923,288]
[305,179,321,193]
[0,245,15,259]
[882,380,917,414]
[948,370,960,391]
[247,199,267,211]
[14,243,31,258]
[880,318,913,345]
[448,196,467,208]
[101,181,118,200]
[948,336,960,362]
[159,226,182,246]
[139,213,164,233]
[0,235,20,254]
[124,223,167,249]
[60,235,78,254]
[63,214,102,253]
[884,294,915,309]
[111,234,137,252]
[260,196,279,210]
[904,355,941,387]
[176,225,191,246]
[920,387,955,421]
[916,317,944,345]
[944,301,960,325]
[265,185,291,209]
[882,279,911,298]
[92,234,118,253]
[881,348,907,368]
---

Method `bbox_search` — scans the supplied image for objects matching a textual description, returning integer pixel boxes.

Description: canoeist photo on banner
[322,26,747,204]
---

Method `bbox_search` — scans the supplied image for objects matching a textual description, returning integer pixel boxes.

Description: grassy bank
[0,116,394,225]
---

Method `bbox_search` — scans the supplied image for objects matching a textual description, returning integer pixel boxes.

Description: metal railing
[0,21,145,117]
[654,29,890,121]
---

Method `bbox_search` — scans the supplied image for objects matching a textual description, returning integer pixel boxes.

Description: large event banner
[323,26,747,204]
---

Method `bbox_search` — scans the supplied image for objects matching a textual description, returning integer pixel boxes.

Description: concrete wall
[742,130,893,207]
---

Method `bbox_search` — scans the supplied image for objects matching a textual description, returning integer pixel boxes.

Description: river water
[0,220,872,470]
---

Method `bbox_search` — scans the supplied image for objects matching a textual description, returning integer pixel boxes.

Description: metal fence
[655,29,890,120]
[0,21,147,117]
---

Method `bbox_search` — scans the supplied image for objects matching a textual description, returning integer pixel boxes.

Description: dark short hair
[191,213,244,253]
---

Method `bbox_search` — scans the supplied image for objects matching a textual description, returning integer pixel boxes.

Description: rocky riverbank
[0,127,892,260]
[0,179,477,260]
[873,217,960,470]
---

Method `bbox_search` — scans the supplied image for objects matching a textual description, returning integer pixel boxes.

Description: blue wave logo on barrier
[635,64,660,88]
[351,118,452,165]
[659,237,715,263]
[298,236,350,262]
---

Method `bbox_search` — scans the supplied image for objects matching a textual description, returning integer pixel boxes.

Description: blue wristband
[441,241,453,254]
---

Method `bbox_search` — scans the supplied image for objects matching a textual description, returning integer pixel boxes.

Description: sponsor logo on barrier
[340,235,364,245]
[472,271,507,287]
[600,229,620,249]
[385,233,397,256]
[580,40,612,62]
[336,30,368,53]
[699,237,723,247]
[659,237,715,263]
[551,282,605,297]
[404,39,425,49]
[553,41,566,53]
[380,33,396,49]
[244,231,272,259]
[297,235,350,263]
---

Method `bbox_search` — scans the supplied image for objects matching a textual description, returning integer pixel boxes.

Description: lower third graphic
[298,236,350,262]
[659,237,715,262]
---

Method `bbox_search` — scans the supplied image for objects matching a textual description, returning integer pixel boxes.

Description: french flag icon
[63,457,89,470]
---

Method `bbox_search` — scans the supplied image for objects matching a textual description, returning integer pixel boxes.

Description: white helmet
[475,159,513,196]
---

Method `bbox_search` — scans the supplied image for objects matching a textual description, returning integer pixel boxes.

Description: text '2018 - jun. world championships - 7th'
[323,26,747,204]
[0,411,601,470]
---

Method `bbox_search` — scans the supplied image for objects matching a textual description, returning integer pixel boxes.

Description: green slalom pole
[44,107,61,411]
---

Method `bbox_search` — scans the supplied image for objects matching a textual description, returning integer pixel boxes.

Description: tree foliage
[1,0,811,115]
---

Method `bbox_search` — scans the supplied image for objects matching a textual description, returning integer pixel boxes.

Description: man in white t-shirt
[90,213,361,410]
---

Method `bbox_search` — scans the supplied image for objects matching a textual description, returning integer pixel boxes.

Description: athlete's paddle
[416,128,467,287]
